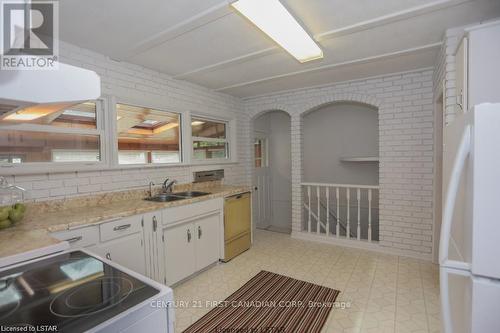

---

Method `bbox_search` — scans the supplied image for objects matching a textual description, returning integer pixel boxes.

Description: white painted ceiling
[59,0,500,98]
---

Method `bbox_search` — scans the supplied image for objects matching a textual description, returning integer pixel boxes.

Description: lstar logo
[1,0,59,70]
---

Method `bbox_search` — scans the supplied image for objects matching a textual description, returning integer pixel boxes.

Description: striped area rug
[183,270,340,333]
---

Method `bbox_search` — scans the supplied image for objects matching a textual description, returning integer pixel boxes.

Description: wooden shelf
[340,156,379,162]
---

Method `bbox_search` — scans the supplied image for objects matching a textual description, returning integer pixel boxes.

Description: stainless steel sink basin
[144,191,210,202]
[172,191,211,198]
[145,194,186,202]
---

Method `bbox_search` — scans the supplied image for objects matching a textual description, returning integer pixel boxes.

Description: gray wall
[303,102,379,185]
[254,111,291,231]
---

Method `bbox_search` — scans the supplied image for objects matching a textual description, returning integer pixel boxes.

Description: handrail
[301,182,379,189]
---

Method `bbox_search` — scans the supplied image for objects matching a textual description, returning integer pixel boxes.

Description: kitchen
[1,1,500,332]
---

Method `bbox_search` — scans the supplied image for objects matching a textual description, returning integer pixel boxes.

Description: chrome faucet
[148,181,155,198]
[162,178,177,193]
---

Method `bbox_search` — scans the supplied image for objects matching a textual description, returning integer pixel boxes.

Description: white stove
[0,249,174,333]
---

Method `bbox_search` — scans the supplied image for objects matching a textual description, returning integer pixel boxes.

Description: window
[116,103,181,165]
[0,102,103,165]
[254,138,267,168]
[191,117,229,160]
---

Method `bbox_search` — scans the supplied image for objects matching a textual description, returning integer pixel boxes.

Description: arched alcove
[301,101,379,241]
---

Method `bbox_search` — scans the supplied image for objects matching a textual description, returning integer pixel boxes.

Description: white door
[194,213,220,271]
[93,233,146,275]
[441,104,500,276]
[441,266,500,333]
[253,134,271,228]
[162,222,196,285]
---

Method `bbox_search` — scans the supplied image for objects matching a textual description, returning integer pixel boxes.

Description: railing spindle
[326,187,330,236]
[368,189,372,242]
[316,186,320,234]
[357,188,361,240]
[307,186,311,233]
[336,187,340,238]
[346,188,350,239]
[301,183,378,242]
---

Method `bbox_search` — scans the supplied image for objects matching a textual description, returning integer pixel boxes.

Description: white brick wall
[244,69,435,259]
[4,41,250,201]
[4,40,438,259]
[433,26,468,125]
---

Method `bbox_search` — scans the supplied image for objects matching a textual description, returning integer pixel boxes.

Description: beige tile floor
[173,230,441,333]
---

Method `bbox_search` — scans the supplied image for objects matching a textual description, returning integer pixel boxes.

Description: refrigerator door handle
[439,125,471,264]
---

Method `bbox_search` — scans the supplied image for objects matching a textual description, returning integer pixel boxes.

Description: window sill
[1,159,240,176]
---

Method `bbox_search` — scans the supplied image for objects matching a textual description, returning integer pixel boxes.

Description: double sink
[145,191,211,202]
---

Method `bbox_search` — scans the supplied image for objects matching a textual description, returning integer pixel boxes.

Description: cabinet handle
[153,216,157,232]
[187,229,191,243]
[106,253,111,260]
[64,236,82,243]
[198,226,202,239]
[113,223,131,231]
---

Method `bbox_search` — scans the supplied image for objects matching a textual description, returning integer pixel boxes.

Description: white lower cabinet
[50,198,223,286]
[162,222,196,285]
[194,213,221,271]
[158,198,223,285]
[93,232,146,276]
[161,211,221,285]
[92,215,147,276]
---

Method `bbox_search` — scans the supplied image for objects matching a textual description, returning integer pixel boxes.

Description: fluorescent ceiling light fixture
[230,0,323,63]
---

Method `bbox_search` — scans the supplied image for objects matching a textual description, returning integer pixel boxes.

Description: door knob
[106,253,111,260]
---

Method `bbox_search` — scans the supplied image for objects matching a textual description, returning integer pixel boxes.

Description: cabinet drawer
[51,226,99,249]
[162,198,223,225]
[100,215,143,242]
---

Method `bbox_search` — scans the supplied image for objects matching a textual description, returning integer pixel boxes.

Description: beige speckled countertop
[0,183,250,260]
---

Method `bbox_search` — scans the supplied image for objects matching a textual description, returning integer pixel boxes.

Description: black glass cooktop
[0,251,159,332]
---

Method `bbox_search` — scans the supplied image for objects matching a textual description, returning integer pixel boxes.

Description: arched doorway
[252,110,292,234]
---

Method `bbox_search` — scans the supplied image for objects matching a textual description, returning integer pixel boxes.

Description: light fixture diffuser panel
[231,0,323,63]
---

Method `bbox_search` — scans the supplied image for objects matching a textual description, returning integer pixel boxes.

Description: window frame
[189,115,234,164]
[111,98,184,169]
[253,136,268,168]
[0,98,109,174]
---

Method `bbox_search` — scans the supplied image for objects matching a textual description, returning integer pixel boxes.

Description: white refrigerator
[440,103,500,333]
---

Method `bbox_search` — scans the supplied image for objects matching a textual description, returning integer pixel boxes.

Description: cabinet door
[195,213,221,271]
[455,37,468,113]
[93,232,146,276]
[162,223,196,285]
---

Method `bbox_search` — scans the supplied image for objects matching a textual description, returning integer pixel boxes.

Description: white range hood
[0,62,101,117]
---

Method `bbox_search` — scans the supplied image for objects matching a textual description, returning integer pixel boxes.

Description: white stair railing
[302,182,379,242]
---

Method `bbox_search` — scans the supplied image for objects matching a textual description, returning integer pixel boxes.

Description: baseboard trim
[291,231,433,261]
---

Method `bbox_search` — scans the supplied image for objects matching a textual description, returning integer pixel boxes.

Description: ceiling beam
[173,47,278,79]
[172,0,470,80]
[214,42,442,92]
[315,0,471,41]
[124,2,233,60]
